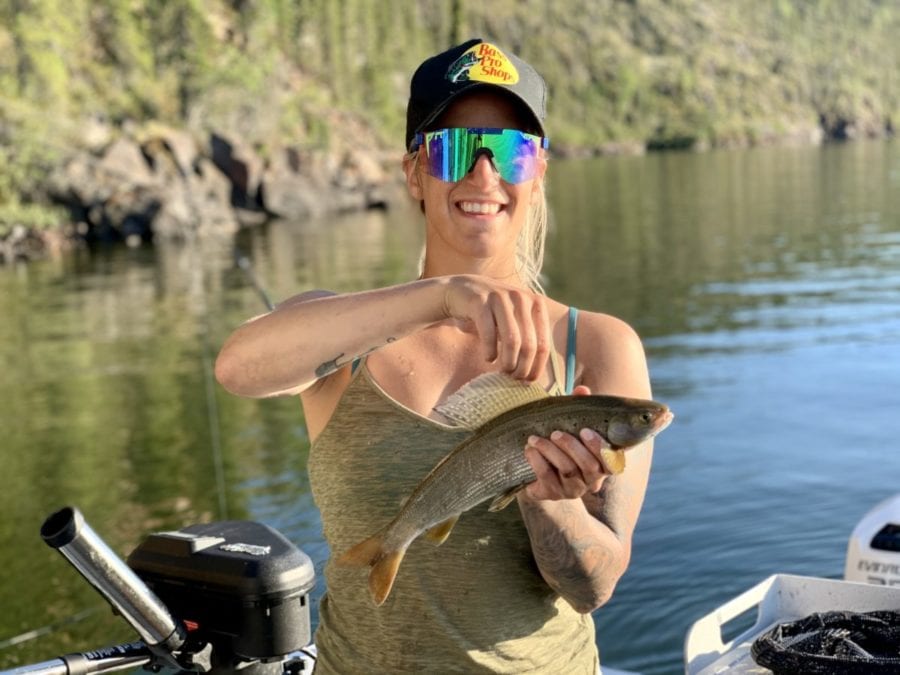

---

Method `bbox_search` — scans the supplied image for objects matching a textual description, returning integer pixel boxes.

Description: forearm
[215,277,449,397]
[517,495,630,613]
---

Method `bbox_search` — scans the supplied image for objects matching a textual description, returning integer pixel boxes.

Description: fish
[335,372,674,605]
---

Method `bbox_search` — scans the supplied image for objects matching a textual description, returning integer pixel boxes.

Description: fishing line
[196,246,234,520]
[200,312,229,521]
[0,606,101,649]
[198,247,276,522]
[234,249,275,311]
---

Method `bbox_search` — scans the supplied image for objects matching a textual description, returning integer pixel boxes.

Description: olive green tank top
[308,318,599,673]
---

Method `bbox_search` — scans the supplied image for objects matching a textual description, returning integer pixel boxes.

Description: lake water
[1,139,899,674]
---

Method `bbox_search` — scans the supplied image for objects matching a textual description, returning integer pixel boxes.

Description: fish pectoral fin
[488,485,526,512]
[600,448,626,475]
[369,549,405,606]
[424,514,460,545]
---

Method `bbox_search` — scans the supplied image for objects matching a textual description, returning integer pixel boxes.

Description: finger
[490,293,522,373]
[523,444,559,500]
[578,428,612,465]
[510,291,538,380]
[524,294,551,382]
[548,430,607,484]
[529,433,588,499]
[571,384,591,396]
[579,428,626,475]
[472,305,499,363]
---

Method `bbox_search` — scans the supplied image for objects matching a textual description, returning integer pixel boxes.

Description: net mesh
[751,610,900,674]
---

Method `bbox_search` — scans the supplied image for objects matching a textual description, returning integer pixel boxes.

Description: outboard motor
[24,507,316,675]
[127,520,316,673]
[844,493,900,586]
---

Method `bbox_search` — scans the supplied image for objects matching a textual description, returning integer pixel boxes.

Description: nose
[466,151,500,185]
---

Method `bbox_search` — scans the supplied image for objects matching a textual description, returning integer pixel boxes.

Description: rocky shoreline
[0,116,892,265]
[0,122,407,264]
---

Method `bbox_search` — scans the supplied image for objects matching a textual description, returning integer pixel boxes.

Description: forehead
[436,89,537,131]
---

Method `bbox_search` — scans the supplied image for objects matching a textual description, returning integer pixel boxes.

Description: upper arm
[269,290,344,397]
[222,289,340,399]
[574,311,651,400]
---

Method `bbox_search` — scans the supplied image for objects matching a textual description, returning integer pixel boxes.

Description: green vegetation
[1,0,898,229]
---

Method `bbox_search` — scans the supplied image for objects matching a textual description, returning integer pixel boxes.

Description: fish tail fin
[335,534,407,606]
[335,534,384,567]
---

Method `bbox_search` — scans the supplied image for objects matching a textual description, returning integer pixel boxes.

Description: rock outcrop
[46,125,404,243]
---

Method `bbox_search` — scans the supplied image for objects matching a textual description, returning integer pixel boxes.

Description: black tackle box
[127,520,315,660]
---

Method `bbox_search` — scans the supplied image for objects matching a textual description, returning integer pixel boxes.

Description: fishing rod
[187,245,277,522]
[233,249,275,311]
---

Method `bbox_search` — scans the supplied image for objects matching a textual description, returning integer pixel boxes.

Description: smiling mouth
[458,201,504,215]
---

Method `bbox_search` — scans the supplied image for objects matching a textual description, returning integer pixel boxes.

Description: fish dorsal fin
[434,372,549,430]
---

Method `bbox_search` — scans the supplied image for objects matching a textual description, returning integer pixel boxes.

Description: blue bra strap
[565,306,578,395]
[350,357,362,375]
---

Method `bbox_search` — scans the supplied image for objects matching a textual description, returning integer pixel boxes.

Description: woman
[216,39,655,674]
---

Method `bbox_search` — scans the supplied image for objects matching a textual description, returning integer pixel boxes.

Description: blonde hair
[518,181,548,293]
[408,149,550,294]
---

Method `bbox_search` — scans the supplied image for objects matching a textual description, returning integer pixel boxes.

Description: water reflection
[549,141,900,359]
[235,201,424,303]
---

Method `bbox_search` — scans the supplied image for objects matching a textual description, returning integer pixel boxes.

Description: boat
[2,507,643,675]
[684,494,900,674]
[8,495,897,675]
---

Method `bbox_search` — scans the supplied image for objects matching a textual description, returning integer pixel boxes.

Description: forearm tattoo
[521,499,614,612]
[315,353,346,378]
[314,337,396,378]
[519,478,642,612]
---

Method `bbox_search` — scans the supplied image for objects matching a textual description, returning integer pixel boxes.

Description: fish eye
[640,412,653,424]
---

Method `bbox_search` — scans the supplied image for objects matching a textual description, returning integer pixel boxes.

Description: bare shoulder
[573,309,651,399]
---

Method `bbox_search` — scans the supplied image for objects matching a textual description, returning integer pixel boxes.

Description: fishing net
[751,610,900,674]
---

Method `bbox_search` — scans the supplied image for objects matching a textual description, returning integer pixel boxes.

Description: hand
[522,385,615,500]
[442,274,551,381]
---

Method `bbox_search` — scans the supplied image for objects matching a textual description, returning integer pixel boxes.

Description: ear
[530,155,548,203]
[403,153,424,201]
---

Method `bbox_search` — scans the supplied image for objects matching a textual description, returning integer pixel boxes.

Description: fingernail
[550,430,563,441]
[580,428,597,441]
[527,435,540,446]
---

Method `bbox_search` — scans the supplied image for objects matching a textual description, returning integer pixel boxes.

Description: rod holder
[40,507,185,652]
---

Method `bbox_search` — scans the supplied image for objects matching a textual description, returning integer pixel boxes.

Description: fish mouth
[646,408,675,439]
[658,409,675,431]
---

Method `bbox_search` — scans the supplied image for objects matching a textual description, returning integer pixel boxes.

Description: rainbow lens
[414,128,548,184]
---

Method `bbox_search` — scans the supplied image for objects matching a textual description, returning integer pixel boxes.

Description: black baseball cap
[405,38,548,151]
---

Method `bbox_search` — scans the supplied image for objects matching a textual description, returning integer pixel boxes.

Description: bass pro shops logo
[446,43,520,85]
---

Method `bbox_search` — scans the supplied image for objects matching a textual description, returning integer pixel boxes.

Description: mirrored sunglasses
[412,127,549,184]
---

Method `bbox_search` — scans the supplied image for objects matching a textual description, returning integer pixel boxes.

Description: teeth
[459,201,501,215]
